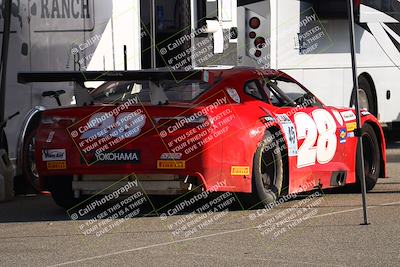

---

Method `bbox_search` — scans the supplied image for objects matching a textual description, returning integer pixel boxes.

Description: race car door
[260,77,355,192]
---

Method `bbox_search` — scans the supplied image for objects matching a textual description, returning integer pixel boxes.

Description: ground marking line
[48,200,400,267]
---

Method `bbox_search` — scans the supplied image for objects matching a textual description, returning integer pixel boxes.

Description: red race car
[18,67,386,208]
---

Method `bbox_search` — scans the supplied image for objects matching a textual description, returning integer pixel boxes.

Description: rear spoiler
[17,70,203,84]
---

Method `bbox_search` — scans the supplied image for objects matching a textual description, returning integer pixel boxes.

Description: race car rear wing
[17,70,203,84]
[17,70,207,106]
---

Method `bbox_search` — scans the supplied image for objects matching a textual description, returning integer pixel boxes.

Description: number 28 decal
[294,109,337,168]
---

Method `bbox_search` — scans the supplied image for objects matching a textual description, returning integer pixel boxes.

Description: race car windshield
[90,80,211,104]
[261,78,322,108]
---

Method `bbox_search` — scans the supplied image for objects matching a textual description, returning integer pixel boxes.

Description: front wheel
[355,124,381,191]
[252,130,284,206]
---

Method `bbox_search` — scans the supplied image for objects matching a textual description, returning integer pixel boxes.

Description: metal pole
[0,0,12,147]
[150,0,157,68]
[347,0,369,225]
[124,45,128,71]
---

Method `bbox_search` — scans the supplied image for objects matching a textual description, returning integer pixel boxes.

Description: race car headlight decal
[41,117,76,126]
[153,116,209,129]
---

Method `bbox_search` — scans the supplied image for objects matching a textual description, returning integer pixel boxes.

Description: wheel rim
[358,89,370,111]
[362,133,377,176]
[260,145,277,191]
[27,136,39,186]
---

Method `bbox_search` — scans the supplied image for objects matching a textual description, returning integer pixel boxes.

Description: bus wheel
[252,130,284,206]
[355,124,380,191]
[352,76,377,117]
[46,176,78,209]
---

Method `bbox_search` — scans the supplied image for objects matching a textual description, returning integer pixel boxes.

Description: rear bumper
[72,177,192,196]
[39,168,231,196]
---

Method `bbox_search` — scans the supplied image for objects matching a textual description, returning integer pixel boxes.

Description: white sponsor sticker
[361,110,371,116]
[46,131,55,143]
[276,114,292,124]
[283,123,298,157]
[340,110,356,122]
[226,88,241,103]
[276,114,298,157]
[42,149,66,161]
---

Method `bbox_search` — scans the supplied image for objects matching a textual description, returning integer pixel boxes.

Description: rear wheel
[46,176,78,209]
[252,130,284,206]
[355,124,380,191]
[21,130,40,193]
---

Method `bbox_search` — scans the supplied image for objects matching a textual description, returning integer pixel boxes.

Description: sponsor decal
[46,131,55,143]
[226,88,241,103]
[361,110,371,116]
[157,160,186,169]
[262,116,275,123]
[94,151,140,164]
[160,153,182,160]
[277,114,298,157]
[42,149,66,161]
[203,70,209,82]
[347,132,355,138]
[231,166,250,176]
[346,122,357,132]
[284,123,298,157]
[276,114,291,124]
[339,128,347,144]
[340,110,356,122]
[47,161,67,170]
[294,109,337,167]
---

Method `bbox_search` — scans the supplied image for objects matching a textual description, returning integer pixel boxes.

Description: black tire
[21,129,40,193]
[15,115,41,195]
[46,176,78,209]
[351,76,377,117]
[355,124,381,191]
[252,130,284,206]
[0,129,7,153]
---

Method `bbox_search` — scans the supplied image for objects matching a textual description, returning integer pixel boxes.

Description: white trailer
[0,0,142,191]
